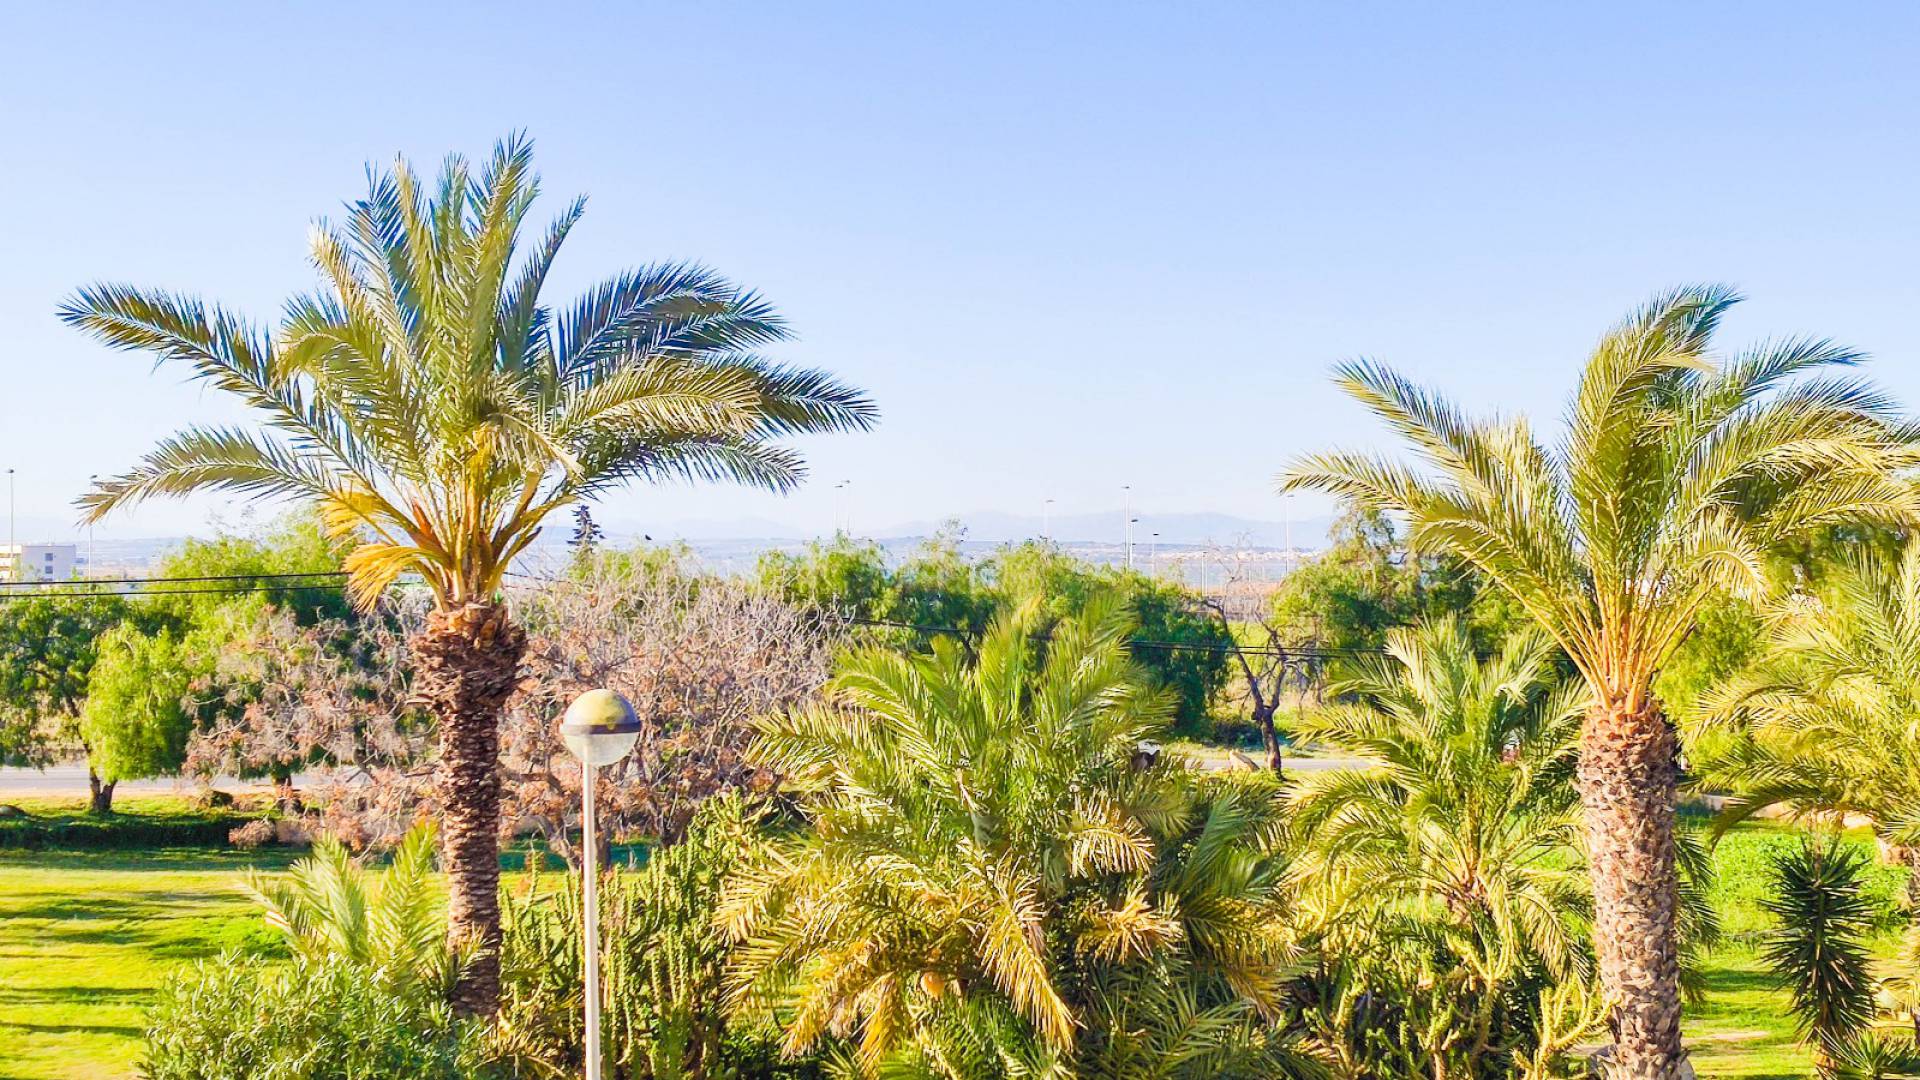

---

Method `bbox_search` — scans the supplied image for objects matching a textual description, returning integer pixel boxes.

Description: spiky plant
[60,136,875,1012]
[1281,285,1919,1078]
[721,599,1316,1078]
[1760,836,1880,1067]
[242,821,456,1001]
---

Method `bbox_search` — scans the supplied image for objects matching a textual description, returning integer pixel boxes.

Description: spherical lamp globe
[558,688,641,767]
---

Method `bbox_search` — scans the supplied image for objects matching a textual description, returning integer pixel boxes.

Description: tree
[150,511,355,626]
[1287,618,1595,1077]
[1699,540,1920,909]
[568,504,604,565]
[504,558,837,859]
[80,622,196,790]
[0,591,143,812]
[723,600,1316,1078]
[60,135,875,1013]
[1281,285,1918,1077]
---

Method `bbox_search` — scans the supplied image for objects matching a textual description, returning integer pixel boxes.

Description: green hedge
[0,800,267,851]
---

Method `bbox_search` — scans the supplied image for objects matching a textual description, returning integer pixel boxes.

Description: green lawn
[0,808,1892,1079]
[0,845,295,1080]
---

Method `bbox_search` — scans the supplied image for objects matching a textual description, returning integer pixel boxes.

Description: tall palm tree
[1281,286,1918,1078]
[722,599,1317,1078]
[59,136,876,1013]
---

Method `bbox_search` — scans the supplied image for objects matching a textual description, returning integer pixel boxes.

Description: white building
[0,543,80,582]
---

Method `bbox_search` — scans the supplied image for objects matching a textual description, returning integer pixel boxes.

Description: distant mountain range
[52,509,1331,576]
[615,510,1332,549]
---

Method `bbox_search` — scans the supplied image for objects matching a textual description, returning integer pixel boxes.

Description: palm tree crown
[61,135,875,609]
[1702,538,1920,845]
[1283,285,1916,708]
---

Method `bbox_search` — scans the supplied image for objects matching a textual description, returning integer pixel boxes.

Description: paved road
[0,764,280,799]
[0,754,1369,801]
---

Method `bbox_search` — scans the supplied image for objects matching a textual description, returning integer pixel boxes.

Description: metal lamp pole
[558,689,642,1080]
[1122,486,1132,570]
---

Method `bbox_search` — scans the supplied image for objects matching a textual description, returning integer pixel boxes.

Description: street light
[1121,485,1132,570]
[1043,498,1055,544]
[558,689,642,1080]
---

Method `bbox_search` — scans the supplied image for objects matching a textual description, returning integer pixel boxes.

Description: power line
[0,582,349,602]
[0,570,347,589]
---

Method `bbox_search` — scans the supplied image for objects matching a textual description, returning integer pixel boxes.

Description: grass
[0,841,297,1080]
[0,805,1901,1079]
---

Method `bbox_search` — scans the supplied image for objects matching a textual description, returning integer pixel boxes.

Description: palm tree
[721,599,1317,1078]
[243,821,457,1002]
[59,136,876,1013]
[1701,539,1920,856]
[1288,618,1594,1076]
[1281,285,1918,1078]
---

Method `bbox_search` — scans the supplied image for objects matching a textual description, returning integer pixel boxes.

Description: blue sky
[3,2,1916,541]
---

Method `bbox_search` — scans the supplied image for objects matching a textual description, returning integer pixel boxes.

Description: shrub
[228,818,275,849]
[494,795,804,1079]
[142,952,490,1080]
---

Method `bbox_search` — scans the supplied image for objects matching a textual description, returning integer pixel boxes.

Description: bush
[495,796,806,1079]
[142,952,490,1080]
[228,818,275,849]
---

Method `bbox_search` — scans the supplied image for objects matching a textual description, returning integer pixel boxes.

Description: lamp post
[558,689,642,1080]
[1121,485,1132,570]
[1043,498,1054,544]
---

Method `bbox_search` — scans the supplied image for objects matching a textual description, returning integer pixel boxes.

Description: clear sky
[3,2,1917,542]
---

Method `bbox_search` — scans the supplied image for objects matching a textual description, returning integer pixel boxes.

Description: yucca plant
[1282,285,1919,1077]
[1760,836,1880,1070]
[241,820,459,1001]
[721,598,1317,1078]
[61,135,875,1012]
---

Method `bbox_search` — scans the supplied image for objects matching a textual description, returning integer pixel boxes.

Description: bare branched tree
[502,562,838,865]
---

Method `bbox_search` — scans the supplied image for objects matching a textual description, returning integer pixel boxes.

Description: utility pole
[1283,492,1294,574]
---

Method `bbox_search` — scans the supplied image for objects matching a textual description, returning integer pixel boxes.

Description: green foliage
[141,952,490,1080]
[1701,539,1920,854]
[496,797,801,1079]
[152,512,353,626]
[79,622,195,784]
[757,533,1232,734]
[1268,508,1520,657]
[240,822,459,1000]
[63,135,875,611]
[0,589,141,768]
[1288,618,1596,1077]
[1760,836,1880,1059]
[726,600,1316,1078]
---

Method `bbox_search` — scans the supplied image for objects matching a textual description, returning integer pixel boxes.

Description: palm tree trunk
[412,600,526,1017]
[1578,702,1688,1079]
